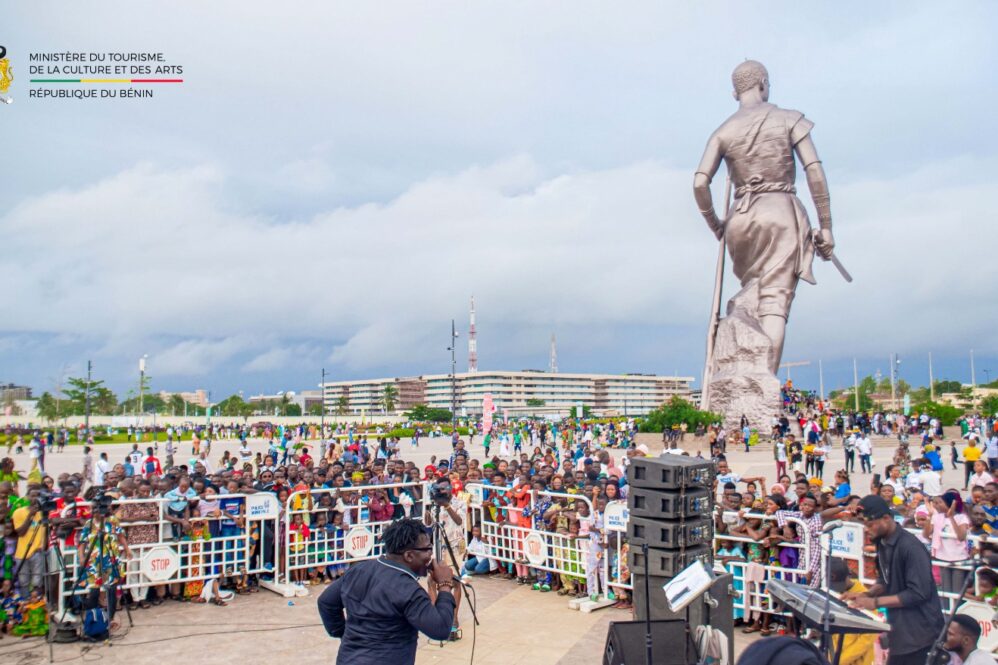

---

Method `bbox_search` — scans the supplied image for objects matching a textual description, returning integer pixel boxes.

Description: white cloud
[153,337,255,376]
[4,1,998,392]
[2,153,996,387]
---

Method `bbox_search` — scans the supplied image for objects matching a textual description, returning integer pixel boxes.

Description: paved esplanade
[0,430,963,664]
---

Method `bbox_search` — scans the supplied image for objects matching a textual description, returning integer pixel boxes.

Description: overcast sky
[2,1,996,400]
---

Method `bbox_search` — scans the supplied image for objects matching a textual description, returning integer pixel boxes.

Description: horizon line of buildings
[320,370,695,417]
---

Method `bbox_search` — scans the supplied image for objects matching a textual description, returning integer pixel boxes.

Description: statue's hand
[813,228,835,260]
[706,215,724,241]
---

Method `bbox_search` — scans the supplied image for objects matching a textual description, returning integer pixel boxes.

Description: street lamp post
[139,354,148,415]
[320,367,326,441]
[448,320,459,433]
[895,355,902,412]
[84,360,92,437]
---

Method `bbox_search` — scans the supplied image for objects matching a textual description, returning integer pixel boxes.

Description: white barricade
[604,500,631,596]
[466,483,594,591]
[283,481,428,583]
[55,493,282,614]
[713,510,812,620]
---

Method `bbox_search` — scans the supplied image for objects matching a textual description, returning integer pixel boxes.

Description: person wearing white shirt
[943,613,998,665]
[884,464,906,498]
[917,463,942,497]
[987,434,998,473]
[857,434,873,473]
[94,452,110,486]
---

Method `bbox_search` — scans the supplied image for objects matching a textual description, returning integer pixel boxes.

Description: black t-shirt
[875,526,944,654]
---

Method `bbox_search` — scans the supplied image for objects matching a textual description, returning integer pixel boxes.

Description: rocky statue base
[705,282,781,432]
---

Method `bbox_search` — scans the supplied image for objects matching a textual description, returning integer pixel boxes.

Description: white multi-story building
[321,370,693,416]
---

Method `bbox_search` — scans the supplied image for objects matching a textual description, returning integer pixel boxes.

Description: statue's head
[731,60,769,102]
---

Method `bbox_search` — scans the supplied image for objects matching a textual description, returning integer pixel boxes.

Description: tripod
[65,506,133,645]
[11,502,67,663]
[925,554,991,665]
[428,503,480,631]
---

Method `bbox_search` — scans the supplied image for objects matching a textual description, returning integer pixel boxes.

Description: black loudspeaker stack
[626,454,714,622]
[601,454,734,665]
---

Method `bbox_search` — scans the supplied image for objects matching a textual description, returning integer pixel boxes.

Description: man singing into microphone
[318,518,456,665]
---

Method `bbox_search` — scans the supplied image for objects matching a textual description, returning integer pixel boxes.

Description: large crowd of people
[1,408,997,662]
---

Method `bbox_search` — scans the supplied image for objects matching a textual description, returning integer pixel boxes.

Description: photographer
[49,481,90,549]
[75,489,130,621]
[12,485,47,594]
[423,477,466,641]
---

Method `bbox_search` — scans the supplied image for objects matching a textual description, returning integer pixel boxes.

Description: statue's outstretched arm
[796,135,835,259]
[693,134,724,240]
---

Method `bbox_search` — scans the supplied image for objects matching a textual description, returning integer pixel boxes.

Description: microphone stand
[430,503,479,628]
[925,552,988,665]
[642,541,653,665]
[820,524,836,664]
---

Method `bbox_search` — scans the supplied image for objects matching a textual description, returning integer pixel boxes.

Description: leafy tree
[876,377,892,394]
[63,376,110,415]
[285,403,302,416]
[859,375,876,394]
[120,392,165,415]
[911,401,963,426]
[569,405,592,418]
[168,394,186,415]
[981,395,998,418]
[404,403,452,422]
[382,385,399,413]
[526,398,546,407]
[36,392,59,422]
[307,402,324,416]
[336,395,350,416]
[639,396,721,433]
[217,394,250,417]
[933,380,963,394]
[92,387,118,415]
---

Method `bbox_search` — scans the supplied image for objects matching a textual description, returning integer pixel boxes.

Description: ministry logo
[0,45,13,104]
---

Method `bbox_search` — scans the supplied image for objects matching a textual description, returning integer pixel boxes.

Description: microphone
[822,520,845,533]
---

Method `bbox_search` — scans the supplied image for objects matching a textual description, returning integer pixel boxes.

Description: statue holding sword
[693,60,850,423]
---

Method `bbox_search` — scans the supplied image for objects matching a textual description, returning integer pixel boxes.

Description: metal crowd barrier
[54,493,283,614]
[465,483,595,589]
[714,510,812,620]
[283,481,428,580]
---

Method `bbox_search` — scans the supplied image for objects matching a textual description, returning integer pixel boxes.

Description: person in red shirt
[298,447,313,469]
[141,447,162,479]
[49,482,90,548]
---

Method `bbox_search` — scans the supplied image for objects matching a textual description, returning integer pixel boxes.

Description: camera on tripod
[90,490,116,517]
[429,479,452,506]
[36,489,59,514]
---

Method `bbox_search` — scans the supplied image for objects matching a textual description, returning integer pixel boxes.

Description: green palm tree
[382,384,399,414]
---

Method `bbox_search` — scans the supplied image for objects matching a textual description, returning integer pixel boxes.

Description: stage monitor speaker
[627,515,713,549]
[627,486,711,520]
[603,619,697,665]
[627,455,713,490]
[630,572,736,659]
[628,544,712,578]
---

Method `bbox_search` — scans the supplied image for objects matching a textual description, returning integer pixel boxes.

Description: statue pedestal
[706,285,781,432]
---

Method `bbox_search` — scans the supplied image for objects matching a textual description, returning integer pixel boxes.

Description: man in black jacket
[318,518,456,665]
[844,495,944,665]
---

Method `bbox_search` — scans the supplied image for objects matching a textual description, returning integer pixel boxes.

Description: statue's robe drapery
[699,102,817,320]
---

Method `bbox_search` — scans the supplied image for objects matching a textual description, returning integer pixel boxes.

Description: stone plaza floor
[0,426,969,663]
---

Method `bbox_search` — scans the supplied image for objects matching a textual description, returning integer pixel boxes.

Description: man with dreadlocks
[317,518,456,665]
